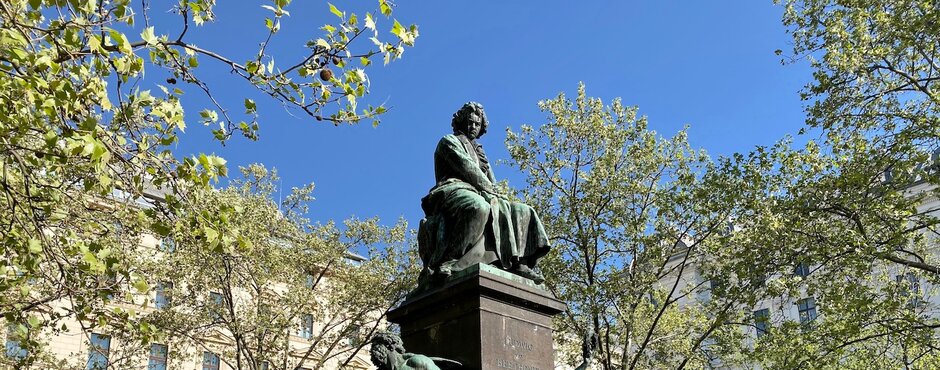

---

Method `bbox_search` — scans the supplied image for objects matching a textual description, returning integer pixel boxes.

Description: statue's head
[370,331,405,369]
[451,101,489,139]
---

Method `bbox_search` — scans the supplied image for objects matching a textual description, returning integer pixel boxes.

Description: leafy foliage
[706,1,940,367]
[131,165,415,370]
[506,84,747,370]
[0,0,416,367]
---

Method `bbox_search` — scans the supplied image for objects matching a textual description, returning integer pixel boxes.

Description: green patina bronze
[370,332,461,370]
[417,102,550,286]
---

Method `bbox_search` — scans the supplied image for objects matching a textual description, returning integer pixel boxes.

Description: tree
[703,132,940,369]
[776,0,939,278]
[32,164,415,369]
[0,0,416,367]
[779,0,939,154]
[699,1,940,367]
[129,165,414,370]
[505,84,749,370]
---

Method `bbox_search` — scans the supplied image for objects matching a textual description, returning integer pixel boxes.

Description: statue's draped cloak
[421,134,550,270]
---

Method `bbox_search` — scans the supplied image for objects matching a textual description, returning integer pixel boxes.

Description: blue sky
[166,1,812,230]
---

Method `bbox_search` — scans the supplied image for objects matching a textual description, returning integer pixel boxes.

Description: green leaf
[390,20,405,39]
[208,155,227,168]
[379,0,392,17]
[261,4,278,14]
[200,109,218,123]
[364,13,376,30]
[91,142,107,161]
[133,279,149,293]
[82,250,99,267]
[44,130,58,147]
[328,3,344,18]
[28,238,42,254]
[88,35,103,53]
[141,26,157,46]
[82,0,96,13]
[27,316,41,329]
[204,227,220,249]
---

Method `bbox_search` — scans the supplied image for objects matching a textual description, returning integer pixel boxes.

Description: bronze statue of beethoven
[418,102,550,284]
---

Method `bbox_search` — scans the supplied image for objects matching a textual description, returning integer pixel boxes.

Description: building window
[148,343,168,370]
[748,266,767,287]
[304,273,315,289]
[299,313,314,339]
[753,309,770,338]
[202,351,220,370]
[794,262,810,277]
[155,282,173,309]
[86,333,111,370]
[101,273,119,300]
[709,278,724,295]
[896,272,922,308]
[5,323,27,360]
[111,221,124,237]
[209,291,224,321]
[346,323,363,346]
[797,297,818,325]
[160,237,176,253]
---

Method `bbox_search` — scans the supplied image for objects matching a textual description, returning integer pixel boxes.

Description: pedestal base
[388,264,566,370]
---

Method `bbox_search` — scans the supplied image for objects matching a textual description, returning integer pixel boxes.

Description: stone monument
[389,102,565,370]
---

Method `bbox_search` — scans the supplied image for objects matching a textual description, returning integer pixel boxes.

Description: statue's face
[465,112,483,138]
[370,343,392,369]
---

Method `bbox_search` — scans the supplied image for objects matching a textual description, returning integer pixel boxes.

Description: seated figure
[418,102,550,284]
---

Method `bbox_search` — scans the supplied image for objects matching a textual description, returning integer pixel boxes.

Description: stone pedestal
[388,264,566,370]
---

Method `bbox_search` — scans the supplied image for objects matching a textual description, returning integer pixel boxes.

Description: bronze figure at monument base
[369,332,461,370]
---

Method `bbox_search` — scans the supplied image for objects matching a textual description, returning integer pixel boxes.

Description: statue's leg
[437,190,490,275]
[507,202,548,284]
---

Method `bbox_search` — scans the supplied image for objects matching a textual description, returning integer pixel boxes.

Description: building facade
[3,215,376,370]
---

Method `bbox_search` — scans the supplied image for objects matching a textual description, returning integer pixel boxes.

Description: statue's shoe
[436,260,458,277]
[512,265,545,284]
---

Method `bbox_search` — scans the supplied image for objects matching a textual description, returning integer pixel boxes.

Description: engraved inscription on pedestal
[494,334,541,370]
[480,299,555,370]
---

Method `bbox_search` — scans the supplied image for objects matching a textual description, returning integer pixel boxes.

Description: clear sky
[165,1,812,231]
